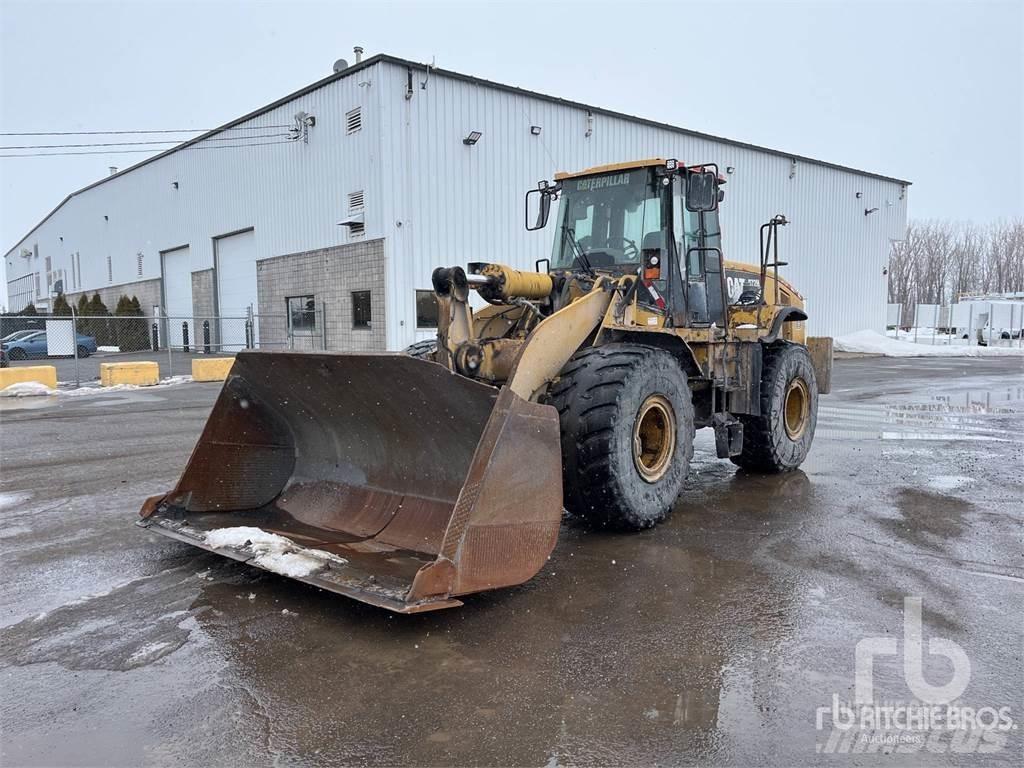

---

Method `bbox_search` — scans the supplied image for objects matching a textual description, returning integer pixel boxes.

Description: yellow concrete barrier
[100,361,160,387]
[191,357,235,382]
[0,365,58,390]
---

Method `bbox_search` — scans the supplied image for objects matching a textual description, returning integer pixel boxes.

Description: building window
[287,295,316,333]
[106,254,113,283]
[415,289,438,328]
[352,290,371,329]
[346,107,362,134]
[137,252,144,276]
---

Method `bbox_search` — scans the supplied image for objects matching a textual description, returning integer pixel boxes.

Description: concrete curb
[0,365,58,390]
[191,357,235,382]
[100,361,160,387]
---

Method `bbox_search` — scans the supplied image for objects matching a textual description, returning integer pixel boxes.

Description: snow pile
[204,526,347,578]
[835,330,1024,357]
[2,375,195,398]
[0,381,58,397]
[97,345,121,353]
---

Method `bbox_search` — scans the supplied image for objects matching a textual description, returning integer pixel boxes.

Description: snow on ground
[836,330,1024,357]
[97,345,121,353]
[0,491,32,512]
[0,382,56,397]
[927,475,975,492]
[204,526,347,579]
[0,375,193,398]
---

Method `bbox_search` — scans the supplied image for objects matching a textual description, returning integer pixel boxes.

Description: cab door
[674,176,727,329]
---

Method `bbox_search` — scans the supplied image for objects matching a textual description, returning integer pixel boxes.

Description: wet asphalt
[1,357,1021,767]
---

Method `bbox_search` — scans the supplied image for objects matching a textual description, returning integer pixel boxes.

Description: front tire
[731,342,818,473]
[545,344,695,530]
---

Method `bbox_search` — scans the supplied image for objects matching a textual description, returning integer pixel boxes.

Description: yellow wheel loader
[139,158,832,613]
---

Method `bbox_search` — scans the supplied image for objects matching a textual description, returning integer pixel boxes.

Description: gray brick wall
[67,277,162,316]
[191,269,219,348]
[256,238,386,352]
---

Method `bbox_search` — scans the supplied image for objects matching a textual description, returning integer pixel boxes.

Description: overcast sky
[1,0,1021,306]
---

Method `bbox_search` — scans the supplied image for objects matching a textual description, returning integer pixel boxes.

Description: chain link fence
[1,305,327,387]
[887,301,1024,347]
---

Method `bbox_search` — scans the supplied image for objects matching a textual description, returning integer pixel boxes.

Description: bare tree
[888,219,1024,320]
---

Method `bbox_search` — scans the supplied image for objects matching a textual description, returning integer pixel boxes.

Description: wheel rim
[783,378,810,440]
[633,394,676,483]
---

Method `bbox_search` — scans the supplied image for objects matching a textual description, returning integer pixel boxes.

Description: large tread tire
[545,344,695,531]
[402,338,437,361]
[731,342,818,473]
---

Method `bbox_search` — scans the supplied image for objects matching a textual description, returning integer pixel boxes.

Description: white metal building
[4,53,909,349]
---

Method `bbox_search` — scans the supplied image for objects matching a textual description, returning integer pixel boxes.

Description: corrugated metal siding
[5,59,907,344]
[5,63,386,307]
[376,61,907,346]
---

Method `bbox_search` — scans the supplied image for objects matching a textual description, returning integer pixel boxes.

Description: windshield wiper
[562,226,596,277]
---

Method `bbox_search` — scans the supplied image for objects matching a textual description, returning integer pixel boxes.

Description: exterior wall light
[463,131,482,145]
[530,126,542,136]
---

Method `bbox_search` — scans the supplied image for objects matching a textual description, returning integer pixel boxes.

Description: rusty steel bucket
[139,351,563,612]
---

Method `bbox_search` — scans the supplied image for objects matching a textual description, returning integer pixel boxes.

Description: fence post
[203,320,211,354]
[165,312,173,380]
[70,304,81,388]
[151,322,160,351]
[182,321,190,353]
[967,303,974,346]
[932,305,938,345]
[244,319,253,349]
[988,302,994,347]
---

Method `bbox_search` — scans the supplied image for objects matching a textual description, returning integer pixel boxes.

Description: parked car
[1,329,41,344]
[1,331,98,360]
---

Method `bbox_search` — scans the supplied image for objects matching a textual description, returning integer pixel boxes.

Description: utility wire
[0,125,292,136]
[0,139,300,158]
[1,132,293,150]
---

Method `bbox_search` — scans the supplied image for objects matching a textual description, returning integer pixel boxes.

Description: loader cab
[537,161,728,328]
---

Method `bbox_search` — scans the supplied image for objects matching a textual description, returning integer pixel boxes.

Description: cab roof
[554,158,727,184]
[554,158,667,181]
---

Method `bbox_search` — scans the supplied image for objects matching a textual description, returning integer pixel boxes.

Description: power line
[0,139,300,158]
[0,132,293,150]
[0,125,293,136]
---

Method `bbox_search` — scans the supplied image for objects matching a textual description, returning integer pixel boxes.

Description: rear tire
[77,345,90,358]
[8,348,26,361]
[403,338,437,361]
[545,344,694,530]
[731,342,818,473]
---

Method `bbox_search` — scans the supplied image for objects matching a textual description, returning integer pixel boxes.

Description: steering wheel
[606,236,640,260]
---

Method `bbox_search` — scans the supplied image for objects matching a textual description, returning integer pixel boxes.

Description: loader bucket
[139,351,563,613]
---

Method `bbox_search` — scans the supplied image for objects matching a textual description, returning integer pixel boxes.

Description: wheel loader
[139,158,832,613]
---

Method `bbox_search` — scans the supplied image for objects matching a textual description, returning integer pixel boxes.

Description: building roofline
[5,52,911,259]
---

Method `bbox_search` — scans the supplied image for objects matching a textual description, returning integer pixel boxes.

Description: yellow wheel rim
[633,395,676,483]
[783,378,810,440]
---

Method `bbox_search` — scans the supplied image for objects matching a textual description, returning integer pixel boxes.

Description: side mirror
[525,188,552,231]
[685,170,719,212]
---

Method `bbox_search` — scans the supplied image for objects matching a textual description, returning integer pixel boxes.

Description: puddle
[820,385,1023,443]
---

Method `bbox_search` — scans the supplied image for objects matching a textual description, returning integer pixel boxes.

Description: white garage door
[162,246,193,348]
[216,230,257,350]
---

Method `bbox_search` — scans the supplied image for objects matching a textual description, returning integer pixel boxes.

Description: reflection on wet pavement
[1,358,1021,766]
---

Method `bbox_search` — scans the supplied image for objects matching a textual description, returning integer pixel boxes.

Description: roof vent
[333,58,349,73]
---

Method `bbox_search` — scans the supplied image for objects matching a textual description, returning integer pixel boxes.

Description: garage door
[216,230,257,350]
[162,246,193,348]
